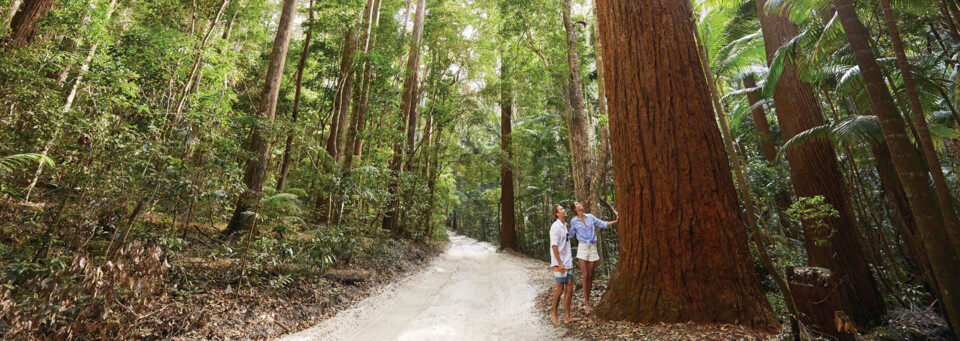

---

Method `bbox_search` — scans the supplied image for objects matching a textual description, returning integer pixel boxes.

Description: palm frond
[0,153,55,176]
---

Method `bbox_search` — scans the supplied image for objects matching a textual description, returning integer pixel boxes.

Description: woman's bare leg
[584,260,597,314]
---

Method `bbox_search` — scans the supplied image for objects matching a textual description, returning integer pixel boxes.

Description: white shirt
[550,219,573,269]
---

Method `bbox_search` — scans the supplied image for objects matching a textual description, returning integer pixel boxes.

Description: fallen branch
[323,269,371,285]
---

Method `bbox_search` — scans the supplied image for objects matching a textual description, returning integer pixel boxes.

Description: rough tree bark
[223,0,297,235]
[4,0,53,49]
[755,0,885,327]
[592,0,776,330]
[561,0,598,214]
[276,0,314,191]
[834,0,960,334]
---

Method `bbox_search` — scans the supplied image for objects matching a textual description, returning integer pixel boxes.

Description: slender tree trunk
[25,0,119,202]
[756,0,885,327]
[743,75,777,161]
[425,125,443,237]
[873,142,930,282]
[174,0,231,116]
[344,0,382,171]
[325,27,359,161]
[744,74,797,238]
[382,0,426,236]
[223,0,297,235]
[276,0,314,191]
[589,4,611,259]
[592,0,776,330]
[882,0,960,252]
[4,0,53,49]
[835,0,960,334]
[499,45,517,251]
[561,0,598,215]
[3,0,23,29]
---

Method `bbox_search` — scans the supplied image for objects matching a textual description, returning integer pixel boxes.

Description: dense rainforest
[2,0,960,339]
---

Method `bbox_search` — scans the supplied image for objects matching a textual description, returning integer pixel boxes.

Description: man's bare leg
[563,280,581,324]
[552,281,563,326]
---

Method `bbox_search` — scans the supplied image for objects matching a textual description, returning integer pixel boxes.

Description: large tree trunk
[499,47,517,251]
[881,0,960,253]
[592,0,776,330]
[223,0,297,235]
[5,0,54,49]
[382,0,426,236]
[755,0,885,327]
[561,0,598,214]
[834,0,960,334]
[276,0,314,191]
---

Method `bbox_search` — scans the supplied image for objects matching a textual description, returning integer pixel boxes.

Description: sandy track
[277,232,567,341]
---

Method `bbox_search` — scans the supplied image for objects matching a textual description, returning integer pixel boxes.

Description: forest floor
[535,281,775,341]
[536,279,952,340]
[278,232,567,340]
[160,231,446,340]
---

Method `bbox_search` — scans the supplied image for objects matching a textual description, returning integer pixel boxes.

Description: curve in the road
[278,233,566,341]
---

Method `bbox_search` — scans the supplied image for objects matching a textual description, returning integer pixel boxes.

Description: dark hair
[570,201,581,213]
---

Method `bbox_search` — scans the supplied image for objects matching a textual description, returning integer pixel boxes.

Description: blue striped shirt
[569,214,609,245]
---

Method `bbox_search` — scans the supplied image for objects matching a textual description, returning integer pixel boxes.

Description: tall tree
[325,27,360,161]
[834,0,960,334]
[3,0,24,30]
[754,0,884,327]
[344,0,383,170]
[560,0,598,214]
[4,0,54,49]
[499,41,517,251]
[223,0,298,235]
[743,75,777,162]
[743,74,797,238]
[880,0,960,252]
[276,0,315,191]
[592,0,776,330]
[382,0,426,236]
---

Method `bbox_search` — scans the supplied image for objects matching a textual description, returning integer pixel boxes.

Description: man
[568,201,616,315]
[549,204,580,326]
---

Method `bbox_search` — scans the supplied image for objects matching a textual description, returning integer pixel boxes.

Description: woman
[568,201,616,315]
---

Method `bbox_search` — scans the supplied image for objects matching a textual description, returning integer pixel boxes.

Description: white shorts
[577,243,600,262]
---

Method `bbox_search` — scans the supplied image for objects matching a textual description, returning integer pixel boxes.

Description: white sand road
[277,232,570,341]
